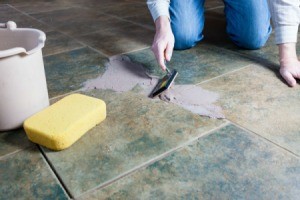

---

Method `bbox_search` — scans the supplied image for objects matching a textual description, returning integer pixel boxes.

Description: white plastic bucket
[0,21,49,131]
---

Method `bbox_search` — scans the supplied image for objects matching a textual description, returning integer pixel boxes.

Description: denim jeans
[170,0,272,50]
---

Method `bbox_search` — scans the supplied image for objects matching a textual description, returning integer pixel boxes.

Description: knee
[226,0,272,50]
[234,29,271,50]
[169,0,205,50]
[173,30,203,50]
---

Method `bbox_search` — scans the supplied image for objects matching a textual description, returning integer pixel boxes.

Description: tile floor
[0,0,300,199]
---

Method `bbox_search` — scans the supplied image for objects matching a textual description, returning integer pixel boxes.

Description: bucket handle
[0,21,17,29]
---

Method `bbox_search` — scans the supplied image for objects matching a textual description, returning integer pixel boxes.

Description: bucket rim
[0,21,46,58]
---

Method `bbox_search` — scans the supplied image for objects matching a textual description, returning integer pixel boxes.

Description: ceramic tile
[0,129,33,157]
[42,89,225,197]
[81,124,300,199]
[43,47,107,98]
[43,31,84,56]
[12,1,75,14]
[125,45,253,85]
[124,14,155,30]
[65,0,142,9]
[78,24,154,56]
[31,7,133,37]
[0,147,68,199]
[100,3,150,18]
[201,64,300,155]
[228,33,300,68]
[0,5,51,32]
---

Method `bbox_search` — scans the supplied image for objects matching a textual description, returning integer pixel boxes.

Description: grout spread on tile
[82,55,224,119]
[83,55,154,92]
[159,85,224,119]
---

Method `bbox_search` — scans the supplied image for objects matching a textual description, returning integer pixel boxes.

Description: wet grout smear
[82,55,224,119]
[159,85,224,119]
[83,55,154,92]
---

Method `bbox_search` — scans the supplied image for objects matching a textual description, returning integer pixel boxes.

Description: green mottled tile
[12,1,75,14]
[43,31,84,56]
[100,3,150,18]
[44,47,107,98]
[124,14,155,31]
[0,5,51,32]
[31,7,132,37]
[78,24,154,56]
[201,64,300,155]
[0,147,68,199]
[0,129,32,157]
[126,45,253,85]
[230,33,300,68]
[81,124,300,200]
[43,89,225,197]
[63,0,141,10]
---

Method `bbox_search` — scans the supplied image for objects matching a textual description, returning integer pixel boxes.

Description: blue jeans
[170,0,272,50]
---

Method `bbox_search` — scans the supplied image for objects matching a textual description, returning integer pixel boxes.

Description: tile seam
[37,145,74,199]
[196,64,252,85]
[0,146,32,160]
[6,4,54,31]
[86,11,155,32]
[49,89,83,101]
[76,121,230,199]
[43,30,109,57]
[43,46,86,57]
[225,119,300,158]
[22,6,77,15]
[221,47,279,69]
[119,46,151,56]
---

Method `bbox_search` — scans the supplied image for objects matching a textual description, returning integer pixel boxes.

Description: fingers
[157,43,166,71]
[165,42,174,62]
[280,68,297,87]
[152,44,167,71]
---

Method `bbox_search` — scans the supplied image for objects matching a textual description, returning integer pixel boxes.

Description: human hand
[280,59,300,87]
[151,16,174,71]
[279,43,299,87]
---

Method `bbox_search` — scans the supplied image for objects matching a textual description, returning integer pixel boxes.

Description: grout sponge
[23,93,106,151]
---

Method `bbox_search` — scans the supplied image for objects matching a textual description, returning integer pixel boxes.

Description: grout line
[49,89,83,101]
[44,29,109,58]
[195,64,252,86]
[119,46,151,56]
[84,45,110,58]
[225,119,300,158]
[7,4,52,26]
[25,6,76,15]
[228,50,278,69]
[76,121,230,198]
[91,11,155,31]
[9,4,152,58]
[43,46,86,57]
[7,3,104,60]
[0,146,32,161]
[37,145,74,199]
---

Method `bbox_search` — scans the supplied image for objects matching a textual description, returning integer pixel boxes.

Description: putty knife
[150,64,178,98]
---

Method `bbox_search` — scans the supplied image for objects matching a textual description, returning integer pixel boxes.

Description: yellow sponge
[24,93,106,151]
